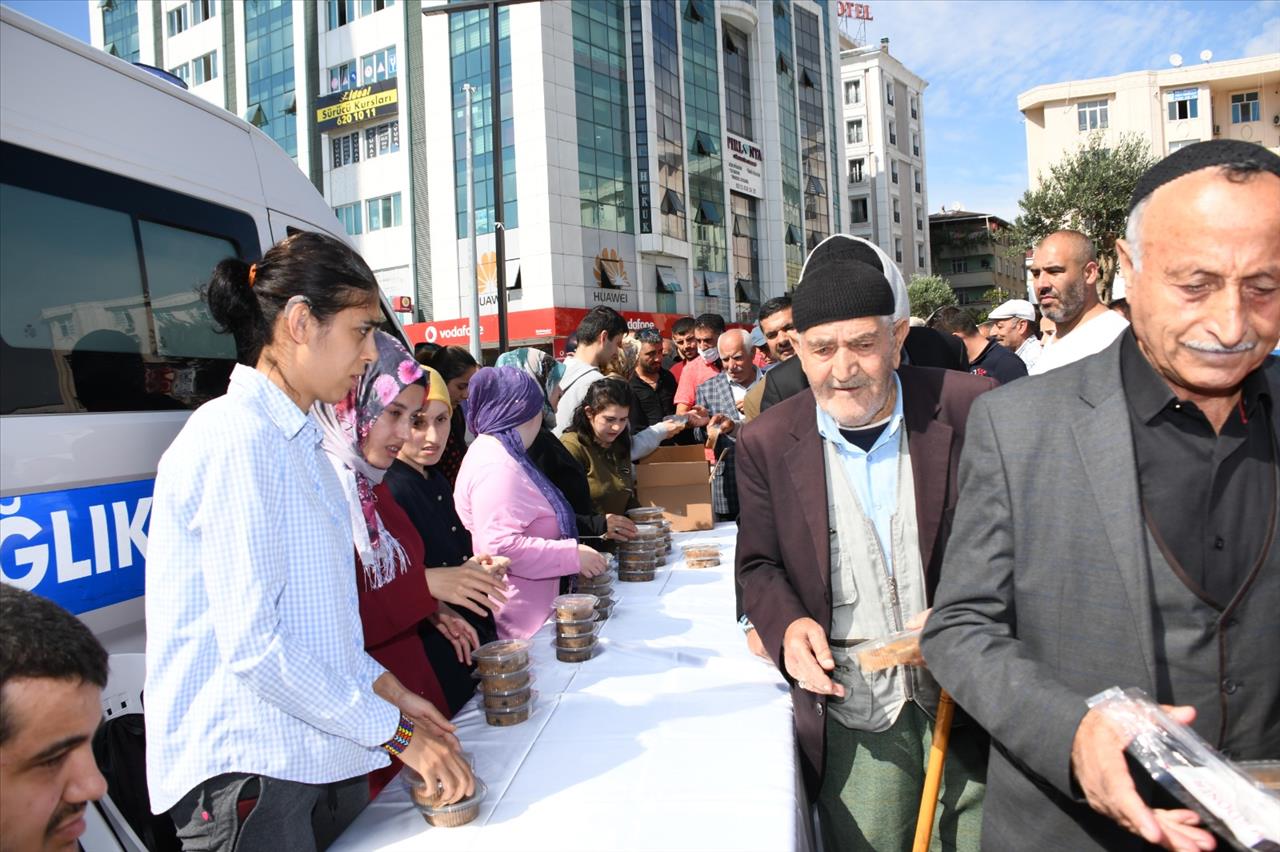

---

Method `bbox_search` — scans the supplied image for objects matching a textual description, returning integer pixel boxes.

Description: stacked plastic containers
[577,561,616,621]
[472,639,535,726]
[682,541,723,568]
[627,506,673,561]
[617,522,662,581]
[407,757,487,827]
[552,594,601,662]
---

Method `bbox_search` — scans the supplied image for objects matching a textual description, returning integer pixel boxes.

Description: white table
[332,524,812,852]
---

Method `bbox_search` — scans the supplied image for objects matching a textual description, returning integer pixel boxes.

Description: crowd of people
[0,140,1275,852]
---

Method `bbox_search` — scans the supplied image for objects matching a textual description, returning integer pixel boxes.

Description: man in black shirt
[928,305,1027,385]
[630,328,699,445]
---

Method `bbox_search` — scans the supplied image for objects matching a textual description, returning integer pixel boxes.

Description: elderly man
[987,298,1043,370]
[1027,230,1129,375]
[694,329,760,521]
[922,140,1280,851]
[0,586,109,852]
[736,235,995,851]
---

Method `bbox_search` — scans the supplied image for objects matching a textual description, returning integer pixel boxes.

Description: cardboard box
[635,445,713,532]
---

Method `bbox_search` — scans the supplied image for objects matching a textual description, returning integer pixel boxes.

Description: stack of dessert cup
[576,563,615,621]
[551,594,601,662]
[407,755,487,828]
[681,541,723,569]
[472,639,535,726]
[617,522,662,581]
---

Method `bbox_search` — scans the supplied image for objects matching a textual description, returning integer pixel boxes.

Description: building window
[364,120,400,158]
[723,23,752,139]
[913,167,921,194]
[848,157,864,183]
[915,205,922,230]
[888,119,897,145]
[846,119,864,144]
[169,62,190,84]
[1167,88,1198,121]
[684,0,727,284]
[911,132,920,157]
[102,0,140,63]
[328,61,356,93]
[1077,99,1109,131]
[192,51,217,85]
[334,202,362,235]
[631,0,651,234]
[652,0,685,240]
[731,193,760,319]
[909,93,918,119]
[167,5,188,36]
[452,5,517,236]
[331,131,360,168]
[360,46,396,84]
[890,160,899,184]
[917,242,925,268]
[851,197,868,224]
[894,237,902,263]
[1231,91,1260,124]
[844,78,861,104]
[794,8,830,252]
[367,193,402,231]
[573,0,632,234]
[775,0,803,286]
[1167,138,1199,154]
[191,0,214,25]
[951,258,968,274]
[885,80,894,105]
[893,198,901,223]
[328,0,394,29]
[245,1,297,158]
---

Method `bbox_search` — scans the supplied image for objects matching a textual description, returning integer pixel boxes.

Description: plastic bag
[1087,686,1280,851]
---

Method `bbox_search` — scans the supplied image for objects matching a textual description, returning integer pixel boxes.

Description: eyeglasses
[635,329,662,343]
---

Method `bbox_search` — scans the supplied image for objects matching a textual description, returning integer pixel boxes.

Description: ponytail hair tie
[248,263,258,288]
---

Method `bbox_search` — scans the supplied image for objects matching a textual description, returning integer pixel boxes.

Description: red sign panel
[836,2,873,19]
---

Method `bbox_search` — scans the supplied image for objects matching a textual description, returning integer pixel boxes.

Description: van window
[0,143,259,415]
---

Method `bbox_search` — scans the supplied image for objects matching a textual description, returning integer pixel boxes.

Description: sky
[5,0,1277,224]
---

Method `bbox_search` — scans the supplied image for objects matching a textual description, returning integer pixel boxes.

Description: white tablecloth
[332,524,811,852]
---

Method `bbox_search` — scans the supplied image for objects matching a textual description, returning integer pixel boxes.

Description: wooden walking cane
[911,689,956,852]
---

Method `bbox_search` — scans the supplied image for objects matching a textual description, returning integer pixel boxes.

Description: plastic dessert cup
[630,523,663,543]
[626,506,665,522]
[412,780,488,827]
[617,570,656,582]
[484,695,535,726]
[474,667,531,692]
[482,685,532,710]
[555,616,597,637]
[555,642,596,663]
[850,628,923,672]
[685,557,721,569]
[552,593,598,621]
[472,639,530,676]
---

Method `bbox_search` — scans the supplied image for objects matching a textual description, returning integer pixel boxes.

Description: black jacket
[527,428,606,538]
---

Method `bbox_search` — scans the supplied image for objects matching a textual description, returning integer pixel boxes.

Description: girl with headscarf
[384,364,510,713]
[315,332,479,797]
[427,346,479,485]
[495,347,564,429]
[453,367,610,639]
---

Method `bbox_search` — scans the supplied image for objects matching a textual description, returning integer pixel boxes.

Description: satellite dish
[1200,49,1213,63]
[1169,53,1183,67]
[951,201,964,212]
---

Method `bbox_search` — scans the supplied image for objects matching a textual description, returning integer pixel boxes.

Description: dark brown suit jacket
[735,364,995,795]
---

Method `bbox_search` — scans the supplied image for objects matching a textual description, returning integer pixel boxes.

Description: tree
[1010,132,1157,303]
[907,274,957,320]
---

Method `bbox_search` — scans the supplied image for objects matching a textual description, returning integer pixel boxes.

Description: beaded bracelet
[382,715,414,758]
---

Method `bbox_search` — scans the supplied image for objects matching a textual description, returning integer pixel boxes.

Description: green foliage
[1011,132,1157,302]
[976,286,1020,322]
[907,274,957,320]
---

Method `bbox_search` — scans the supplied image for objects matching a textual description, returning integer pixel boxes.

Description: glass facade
[794,8,829,251]
[652,0,686,241]
[572,0,633,234]
[773,1,804,286]
[629,1,651,234]
[722,23,752,140]
[731,192,760,320]
[245,0,297,158]
[682,0,727,307]
[450,7,517,237]
[818,1,841,231]
[102,0,140,62]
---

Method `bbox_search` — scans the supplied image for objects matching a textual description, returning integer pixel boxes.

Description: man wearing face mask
[674,313,727,414]
[1026,230,1129,375]
[736,234,996,851]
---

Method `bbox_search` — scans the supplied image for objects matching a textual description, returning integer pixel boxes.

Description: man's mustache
[1184,339,1256,354]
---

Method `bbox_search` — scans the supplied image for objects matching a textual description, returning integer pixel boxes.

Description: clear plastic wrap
[1087,687,1280,851]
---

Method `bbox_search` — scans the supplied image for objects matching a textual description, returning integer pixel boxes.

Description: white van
[0,7,402,654]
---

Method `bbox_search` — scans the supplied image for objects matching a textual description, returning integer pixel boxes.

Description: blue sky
[6,0,1277,223]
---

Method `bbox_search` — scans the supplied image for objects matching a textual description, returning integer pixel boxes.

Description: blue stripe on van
[0,479,152,615]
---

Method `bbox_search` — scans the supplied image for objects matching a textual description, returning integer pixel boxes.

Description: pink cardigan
[454,434,581,639]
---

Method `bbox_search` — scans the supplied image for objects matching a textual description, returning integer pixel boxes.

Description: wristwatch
[738,614,754,634]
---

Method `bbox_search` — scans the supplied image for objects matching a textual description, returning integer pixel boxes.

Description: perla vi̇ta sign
[725,133,763,199]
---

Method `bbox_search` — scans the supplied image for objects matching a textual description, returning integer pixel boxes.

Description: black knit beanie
[1129,139,1280,212]
[792,236,896,333]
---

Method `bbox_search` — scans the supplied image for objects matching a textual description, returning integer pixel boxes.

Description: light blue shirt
[144,365,398,813]
[814,373,906,575]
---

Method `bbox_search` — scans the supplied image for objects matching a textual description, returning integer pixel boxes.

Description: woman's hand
[469,554,510,579]
[425,563,509,617]
[577,544,608,578]
[604,514,637,541]
[429,604,481,665]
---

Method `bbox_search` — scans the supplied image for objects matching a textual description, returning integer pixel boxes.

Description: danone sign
[315,78,398,132]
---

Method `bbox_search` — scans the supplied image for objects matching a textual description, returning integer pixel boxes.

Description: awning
[656,265,683,293]
[702,271,727,298]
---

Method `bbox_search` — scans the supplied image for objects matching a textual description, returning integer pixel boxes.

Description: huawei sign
[476,251,498,293]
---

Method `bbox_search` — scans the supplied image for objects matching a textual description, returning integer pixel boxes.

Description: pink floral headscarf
[314,331,425,589]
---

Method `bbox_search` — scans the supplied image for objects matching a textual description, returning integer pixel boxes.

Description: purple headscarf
[466,366,577,540]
